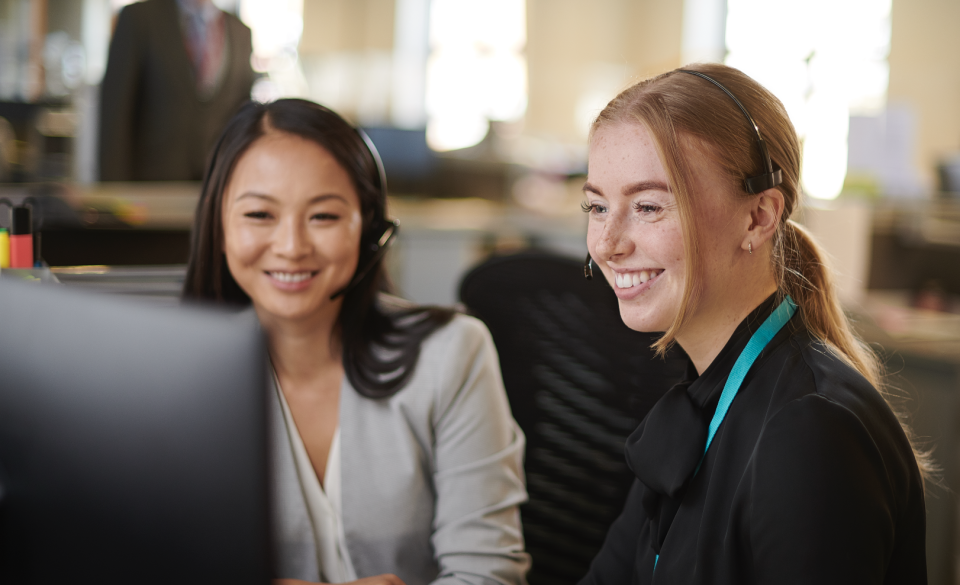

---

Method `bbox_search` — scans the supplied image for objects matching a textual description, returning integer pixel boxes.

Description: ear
[742,188,784,252]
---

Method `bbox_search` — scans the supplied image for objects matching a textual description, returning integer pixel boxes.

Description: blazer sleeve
[98,4,142,181]
[429,316,531,585]
[748,395,898,585]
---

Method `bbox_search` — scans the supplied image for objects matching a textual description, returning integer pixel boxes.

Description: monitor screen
[0,280,270,584]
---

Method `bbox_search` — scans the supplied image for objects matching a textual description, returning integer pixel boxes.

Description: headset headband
[328,127,398,300]
[679,70,783,194]
[356,127,388,202]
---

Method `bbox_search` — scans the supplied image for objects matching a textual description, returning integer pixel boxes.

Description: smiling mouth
[267,271,317,283]
[615,269,663,289]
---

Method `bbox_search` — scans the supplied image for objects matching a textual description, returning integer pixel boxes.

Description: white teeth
[615,270,661,289]
[271,272,312,283]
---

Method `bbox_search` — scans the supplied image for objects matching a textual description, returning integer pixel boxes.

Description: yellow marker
[0,228,9,268]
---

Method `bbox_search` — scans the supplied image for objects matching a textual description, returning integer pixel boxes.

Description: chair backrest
[459,251,687,585]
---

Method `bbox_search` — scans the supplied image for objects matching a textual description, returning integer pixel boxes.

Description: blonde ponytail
[778,220,879,386]
[779,219,939,482]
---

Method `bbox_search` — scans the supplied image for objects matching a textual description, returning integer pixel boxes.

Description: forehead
[587,123,669,191]
[226,131,359,205]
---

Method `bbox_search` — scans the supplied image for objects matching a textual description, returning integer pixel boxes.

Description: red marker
[10,206,33,269]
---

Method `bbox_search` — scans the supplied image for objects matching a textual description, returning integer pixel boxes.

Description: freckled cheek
[649,225,685,275]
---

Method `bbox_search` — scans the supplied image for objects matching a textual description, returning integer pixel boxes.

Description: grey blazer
[270,315,531,585]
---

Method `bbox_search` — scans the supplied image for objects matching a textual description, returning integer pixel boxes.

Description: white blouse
[275,378,358,583]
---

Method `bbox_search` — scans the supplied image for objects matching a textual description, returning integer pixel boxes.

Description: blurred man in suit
[99,0,256,181]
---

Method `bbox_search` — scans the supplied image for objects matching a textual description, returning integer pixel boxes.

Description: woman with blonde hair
[579,63,927,584]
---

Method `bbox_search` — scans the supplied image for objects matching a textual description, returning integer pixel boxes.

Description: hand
[274,575,407,585]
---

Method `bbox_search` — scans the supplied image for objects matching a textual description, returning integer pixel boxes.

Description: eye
[311,212,340,221]
[581,201,608,214]
[243,211,271,220]
[633,202,662,214]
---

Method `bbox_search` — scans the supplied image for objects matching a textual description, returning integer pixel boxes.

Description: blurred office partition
[459,251,687,583]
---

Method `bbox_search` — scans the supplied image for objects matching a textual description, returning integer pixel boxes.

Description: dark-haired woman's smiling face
[222,131,362,324]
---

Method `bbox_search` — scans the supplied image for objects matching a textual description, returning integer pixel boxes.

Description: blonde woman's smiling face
[586,121,766,340]
[585,122,686,333]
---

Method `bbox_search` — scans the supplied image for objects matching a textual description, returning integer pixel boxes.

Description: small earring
[748,242,753,255]
[583,253,594,280]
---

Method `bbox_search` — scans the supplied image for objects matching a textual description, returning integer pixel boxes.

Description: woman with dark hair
[183,99,529,585]
[578,63,929,584]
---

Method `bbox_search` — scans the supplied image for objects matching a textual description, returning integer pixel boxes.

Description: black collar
[623,293,787,554]
[687,293,782,412]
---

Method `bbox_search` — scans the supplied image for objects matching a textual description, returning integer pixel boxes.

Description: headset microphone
[329,126,398,300]
[329,219,399,300]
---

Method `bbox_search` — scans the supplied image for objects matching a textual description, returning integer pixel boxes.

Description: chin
[617,301,674,333]
[254,295,329,322]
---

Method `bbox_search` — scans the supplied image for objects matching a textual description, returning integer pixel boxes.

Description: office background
[1,0,959,582]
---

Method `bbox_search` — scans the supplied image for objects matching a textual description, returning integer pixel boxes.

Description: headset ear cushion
[744,168,783,194]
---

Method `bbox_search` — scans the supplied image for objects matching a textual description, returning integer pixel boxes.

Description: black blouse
[580,296,926,585]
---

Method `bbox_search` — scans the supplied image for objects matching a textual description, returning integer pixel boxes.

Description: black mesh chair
[459,251,687,584]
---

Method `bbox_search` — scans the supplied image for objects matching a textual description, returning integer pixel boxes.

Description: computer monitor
[0,280,270,584]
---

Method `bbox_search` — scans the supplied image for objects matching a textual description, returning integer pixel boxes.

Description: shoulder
[754,330,920,487]
[409,313,505,416]
[223,9,252,37]
[114,0,155,30]
[790,334,908,445]
[124,0,176,21]
[418,313,497,373]
[745,389,925,581]
[771,331,889,420]
[425,312,492,345]
[754,355,920,506]
[120,0,151,16]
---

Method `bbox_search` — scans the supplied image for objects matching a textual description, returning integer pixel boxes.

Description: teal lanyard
[653,296,797,575]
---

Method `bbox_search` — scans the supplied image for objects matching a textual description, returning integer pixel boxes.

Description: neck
[257,303,343,384]
[676,279,778,375]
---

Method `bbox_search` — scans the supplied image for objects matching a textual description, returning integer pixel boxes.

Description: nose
[273,216,311,259]
[592,213,633,261]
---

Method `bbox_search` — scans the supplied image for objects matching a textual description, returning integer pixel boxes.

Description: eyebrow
[234,192,349,205]
[582,180,671,198]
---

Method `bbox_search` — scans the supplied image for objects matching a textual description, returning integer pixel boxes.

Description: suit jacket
[98,0,255,181]
[270,314,531,585]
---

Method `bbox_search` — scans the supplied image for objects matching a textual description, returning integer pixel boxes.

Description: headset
[679,69,783,194]
[329,127,399,300]
[584,69,782,280]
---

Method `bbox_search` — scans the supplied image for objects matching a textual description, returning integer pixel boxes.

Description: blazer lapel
[155,0,201,97]
[268,373,322,581]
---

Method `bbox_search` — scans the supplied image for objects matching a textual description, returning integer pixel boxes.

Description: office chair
[459,251,687,584]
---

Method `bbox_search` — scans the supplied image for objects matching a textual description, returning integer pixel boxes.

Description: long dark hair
[182,99,454,398]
